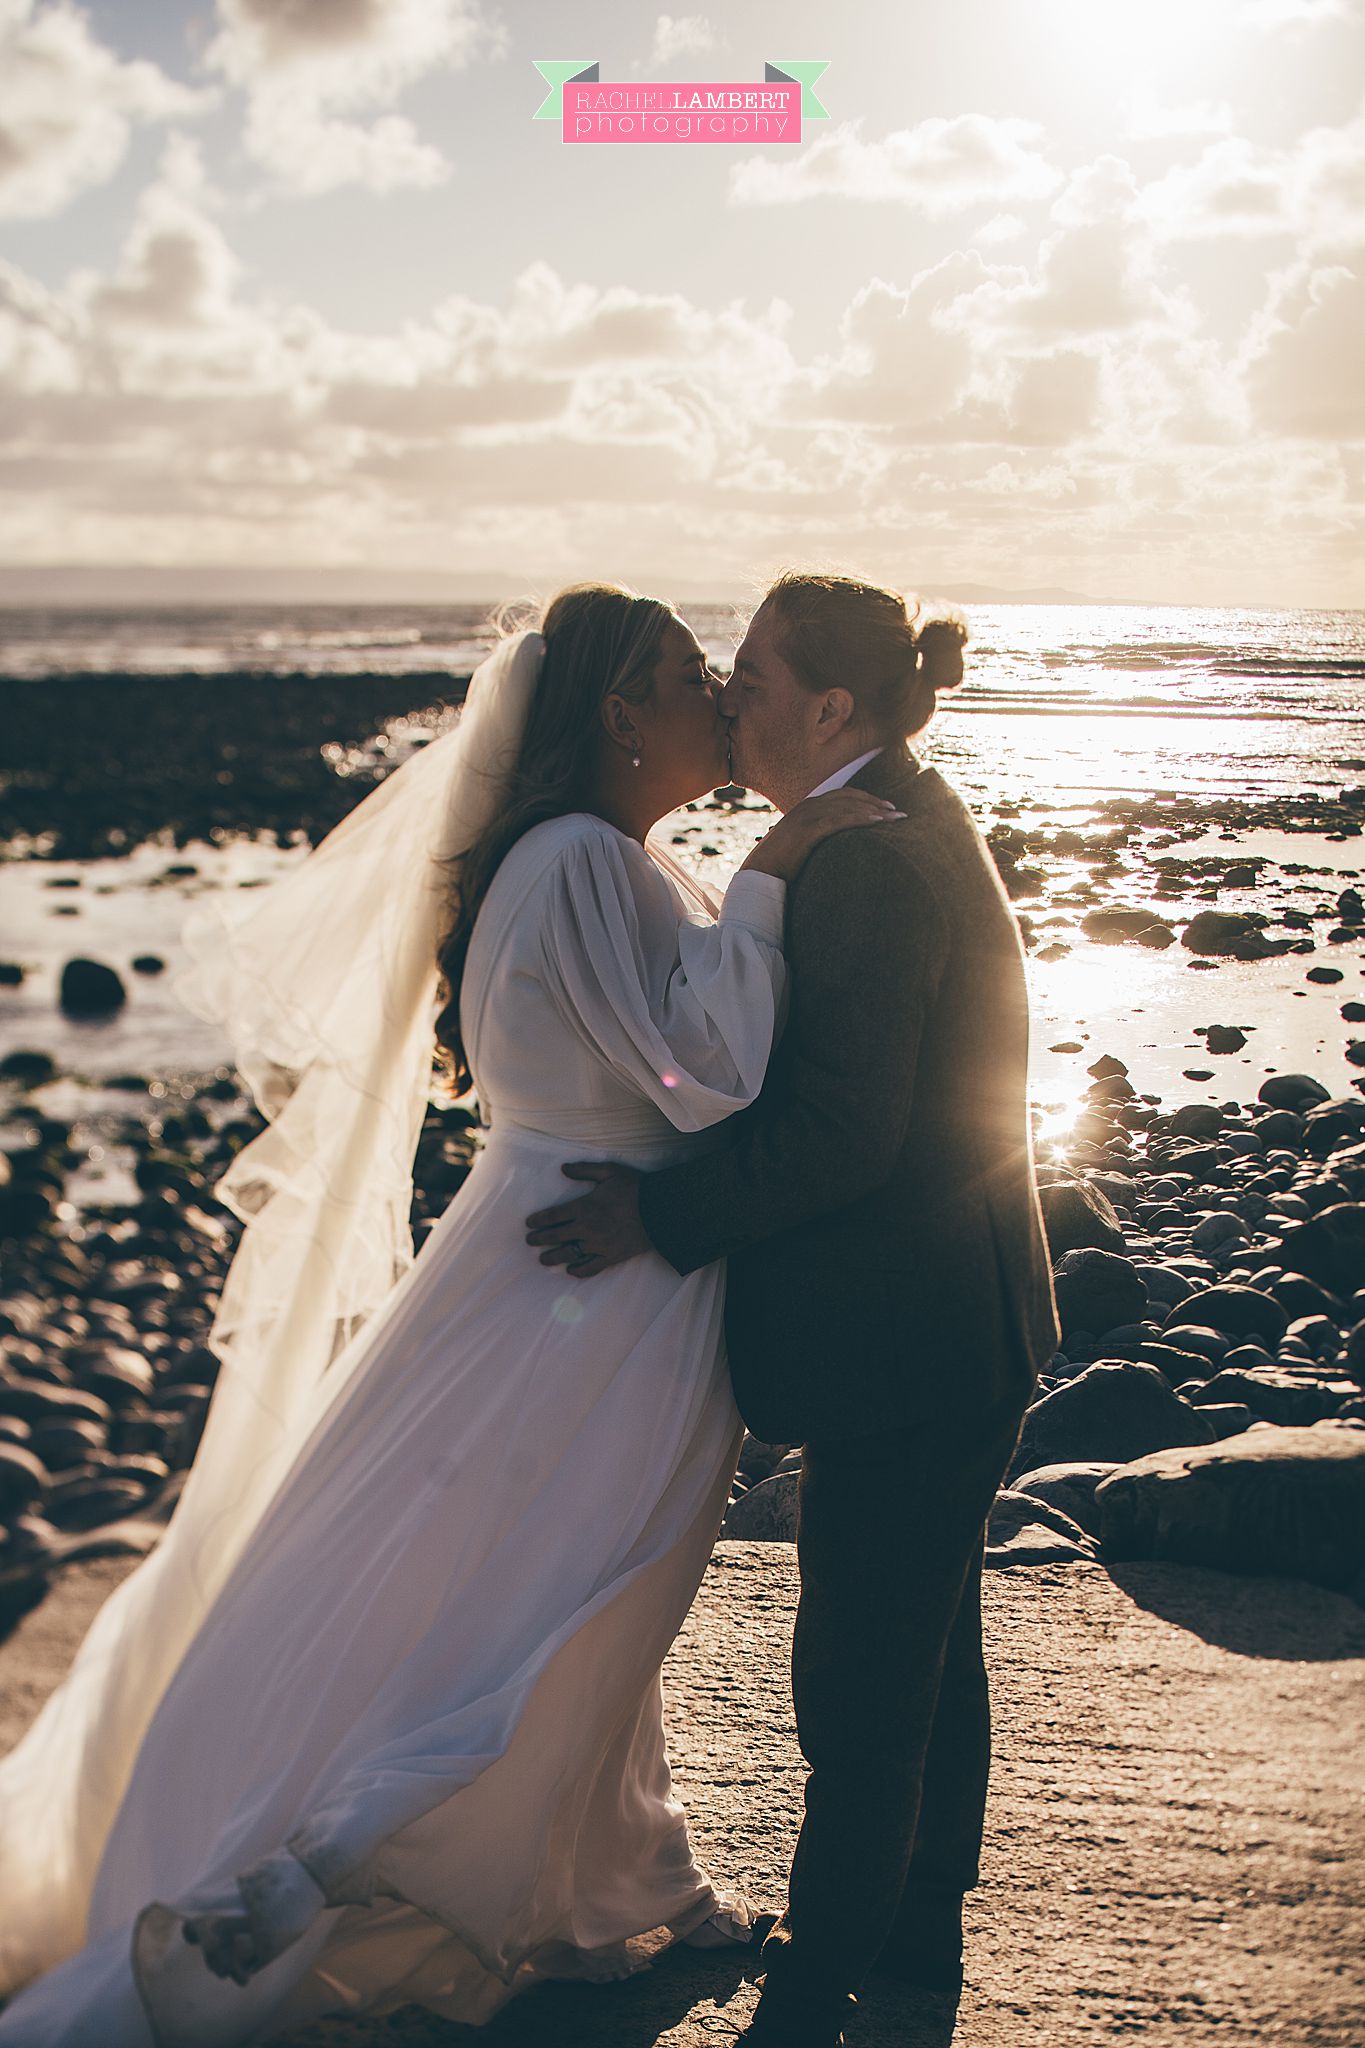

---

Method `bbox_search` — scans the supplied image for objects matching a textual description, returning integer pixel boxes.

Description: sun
[1039,0,1253,86]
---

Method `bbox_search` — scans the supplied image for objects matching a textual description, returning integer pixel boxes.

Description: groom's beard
[725,728,783,808]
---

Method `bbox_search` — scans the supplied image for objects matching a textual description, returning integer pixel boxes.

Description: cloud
[204,0,502,194]
[729,115,1063,218]
[648,15,716,66]
[0,0,211,219]
[1140,107,1365,245]
[80,137,240,331]
[1,140,1359,603]
[1242,253,1365,436]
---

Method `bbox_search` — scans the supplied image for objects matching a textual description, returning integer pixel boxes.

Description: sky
[0,0,1362,607]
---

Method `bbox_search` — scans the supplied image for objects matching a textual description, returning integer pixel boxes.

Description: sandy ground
[2,1549,1363,2048]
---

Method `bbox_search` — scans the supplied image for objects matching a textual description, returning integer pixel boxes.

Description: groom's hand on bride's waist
[525,1163,649,1277]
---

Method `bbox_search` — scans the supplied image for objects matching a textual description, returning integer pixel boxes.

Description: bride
[0,583,894,2043]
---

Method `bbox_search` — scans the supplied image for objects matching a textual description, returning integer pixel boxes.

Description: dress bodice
[459,814,786,1158]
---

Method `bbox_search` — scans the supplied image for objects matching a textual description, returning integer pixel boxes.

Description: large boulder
[1052,1250,1149,1341]
[1276,1205,1365,1297]
[986,1490,1097,1568]
[1009,1460,1118,1539]
[1096,1421,1365,1593]
[1037,1178,1127,1260]
[1166,1283,1289,1346]
[1008,1360,1214,1480]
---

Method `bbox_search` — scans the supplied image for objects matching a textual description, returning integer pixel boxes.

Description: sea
[2,600,1363,803]
[3,600,1365,1149]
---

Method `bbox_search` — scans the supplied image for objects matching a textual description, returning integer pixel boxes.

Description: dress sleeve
[535,823,787,1133]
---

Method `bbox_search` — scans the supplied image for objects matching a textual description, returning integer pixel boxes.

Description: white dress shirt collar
[803,747,884,802]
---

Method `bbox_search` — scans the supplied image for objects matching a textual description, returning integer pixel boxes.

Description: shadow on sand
[1106,1560,1365,1662]
[281,1948,963,2046]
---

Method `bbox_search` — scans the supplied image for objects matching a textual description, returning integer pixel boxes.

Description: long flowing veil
[176,626,544,1450]
[0,630,544,1994]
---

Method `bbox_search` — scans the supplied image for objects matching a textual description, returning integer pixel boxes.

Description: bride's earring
[631,749,641,769]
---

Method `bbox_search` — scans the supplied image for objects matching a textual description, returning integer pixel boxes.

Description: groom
[527,576,1059,2047]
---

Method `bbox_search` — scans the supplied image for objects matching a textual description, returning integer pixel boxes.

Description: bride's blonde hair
[433,583,676,1094]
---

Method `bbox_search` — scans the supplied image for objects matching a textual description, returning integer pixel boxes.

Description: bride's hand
[739,790,903,883]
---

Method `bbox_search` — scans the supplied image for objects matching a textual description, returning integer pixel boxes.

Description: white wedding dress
[0,812,786,2046]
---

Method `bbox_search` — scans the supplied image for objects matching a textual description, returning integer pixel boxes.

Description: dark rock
[1254,1109,1305,1149]
[1167,1103,1224,1139]
[26,1417,107,1470]
[1343,1321,1365,1386]
[1008,1360,1214,1480]
[1157,1323,1231,1364]
[58,957,126,1017]
[66,1345,155,1406]
[0,1440,47,1515]
[1134,1265,1197,1313]
[130,954,166,975]
[1285,1313,1340,1359]
[1258,1075,1330,1111]
[1095,1421,1365,1593]
[1038,1178,1127,1260]
[1269,1273,1347,1322]
[1193,1367,1350,1426]
[1198,1403,1256,1439]
[1138,1342,1219,1383]
[737,1435,797,1483]
[0,963,25,987]
[1052,1250,1149,1341]
[1222,1343,1275,1371]
[1302,1098,1365,1157]
[42,1475,151,1533]
[1178,1283,1290,1345]
[1191,1211,1249,1253]
[986,1489,1097,1567]
[1080,908,1174,946]
[1181,910,1277,959]
[1307,966,1345,983]
[1276,1204,1365,1296]
[1205,1025,1247,1053]
[1009,1460,1118,1539]
[0,1379,111,1429]
[0,1050,58,1088]
[721,1470,798,1542]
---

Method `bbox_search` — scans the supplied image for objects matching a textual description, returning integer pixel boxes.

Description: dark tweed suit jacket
[637,747,1060,1444]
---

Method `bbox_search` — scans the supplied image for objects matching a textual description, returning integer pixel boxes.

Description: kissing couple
[0,572,1058,2047]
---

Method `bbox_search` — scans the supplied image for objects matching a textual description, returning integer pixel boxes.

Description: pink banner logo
[565,80,800,146]
[532,62,829,147]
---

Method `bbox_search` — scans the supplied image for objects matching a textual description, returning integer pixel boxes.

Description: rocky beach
[2,602,1364,2040]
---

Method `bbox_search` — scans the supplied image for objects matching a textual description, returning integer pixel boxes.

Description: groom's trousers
[758,1392,1027,2008]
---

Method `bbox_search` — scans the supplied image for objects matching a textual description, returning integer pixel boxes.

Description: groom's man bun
[763,571,968,741]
